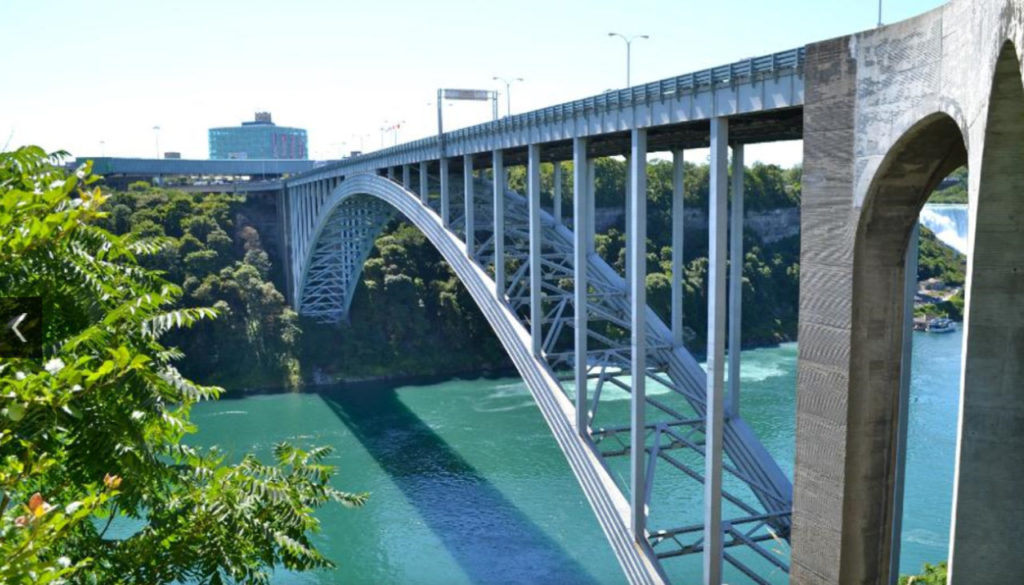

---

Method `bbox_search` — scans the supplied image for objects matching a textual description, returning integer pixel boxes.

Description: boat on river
[927,317,957,333]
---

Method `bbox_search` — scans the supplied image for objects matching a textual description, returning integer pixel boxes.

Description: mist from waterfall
[919,204,969,255]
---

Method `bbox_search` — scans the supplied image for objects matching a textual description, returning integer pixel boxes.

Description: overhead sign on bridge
[442,88,492,101]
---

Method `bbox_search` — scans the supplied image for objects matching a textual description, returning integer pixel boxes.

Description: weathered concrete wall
[793,1,1024,583]
[791,34,860,585]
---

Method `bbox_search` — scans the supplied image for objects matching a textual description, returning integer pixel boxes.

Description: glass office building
[208,112,308,160]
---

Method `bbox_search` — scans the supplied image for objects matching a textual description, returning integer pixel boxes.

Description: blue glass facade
[208,112,307,160]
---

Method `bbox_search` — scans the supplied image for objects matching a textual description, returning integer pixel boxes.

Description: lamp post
[392,120,406,146]
[608,32,649,87]
[492,76,524,117]
[152,125,161,158]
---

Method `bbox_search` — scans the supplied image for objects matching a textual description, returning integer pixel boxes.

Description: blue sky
[1,0,945,165]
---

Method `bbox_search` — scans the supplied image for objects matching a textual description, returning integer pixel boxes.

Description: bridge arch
[948,38,1024,583]
[847,110,967,582]
[843,35,1024,583]
[292,172,667,584]
[291,169,798,583]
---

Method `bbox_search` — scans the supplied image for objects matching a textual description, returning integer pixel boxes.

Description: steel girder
[292,172,792,584]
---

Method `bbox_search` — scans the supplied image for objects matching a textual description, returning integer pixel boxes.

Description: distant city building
[208,112,307,160]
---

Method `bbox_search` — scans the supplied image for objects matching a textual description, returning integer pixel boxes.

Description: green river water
[190,330,961,584]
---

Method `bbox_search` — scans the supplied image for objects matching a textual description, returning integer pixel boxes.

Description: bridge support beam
[705,117,728,584]
[419,161,428,205]
[587,158,596,253]
[464,155,475,257]
[573,137,590,435]
[728,143,744,418]
[440,158,450,227]
[493,150,505,297]
[528,144,542,356]
[387,166,395,181]
[402,164,411,189]
[625,155,632,293]
[553,161,563,225]
[672,149,685,348]
[889,223,917,584]
[628,128,648,542]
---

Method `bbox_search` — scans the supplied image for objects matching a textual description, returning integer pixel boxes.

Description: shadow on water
[318,383,604,585]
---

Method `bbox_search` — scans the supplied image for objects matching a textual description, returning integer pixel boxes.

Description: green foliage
[300,222,508,380]
[899,561,947,585]
[0,146,362,584]
[102,185,300,389]
[928,166,967,204]
[917,225,966,286]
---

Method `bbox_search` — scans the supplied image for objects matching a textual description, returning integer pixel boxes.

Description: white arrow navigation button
[8,313,27,343]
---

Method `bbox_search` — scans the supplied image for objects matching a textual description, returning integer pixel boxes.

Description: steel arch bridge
[286,170,792,584]
[171,1,1024,582]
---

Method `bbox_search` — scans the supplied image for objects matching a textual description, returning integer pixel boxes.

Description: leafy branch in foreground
[0,146,365,584]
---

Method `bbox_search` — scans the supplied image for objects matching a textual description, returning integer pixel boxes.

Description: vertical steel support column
[440,158,451,228]
[303,185,310,235]
[387,166,395,181]
[464,154,475,257]
[728,144,744,418]
[624,154,632,293]
[493,150,506,297]
[572,138,590,435]
[890,223,918,584]
[528,144,543,356]
[704,117,728,585]
[553,161,563,225]
[419,161,429,205]
[297,185,304,259]
[587,159,596,253]
[628,129,648,541]
[402,164,411,189]
[672,149,686,348]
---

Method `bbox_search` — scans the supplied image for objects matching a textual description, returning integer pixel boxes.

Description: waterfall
[919,204,969,255]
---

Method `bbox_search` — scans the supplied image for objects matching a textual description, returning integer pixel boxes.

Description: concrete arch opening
[948,39,1024,584]
[849,110,967,583]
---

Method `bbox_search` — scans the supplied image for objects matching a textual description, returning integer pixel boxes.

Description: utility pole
[152,125,161,158]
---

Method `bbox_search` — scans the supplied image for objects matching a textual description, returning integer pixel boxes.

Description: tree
[0,146,363,584]
[899,562,947,585]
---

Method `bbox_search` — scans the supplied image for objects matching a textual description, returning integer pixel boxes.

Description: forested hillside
[105,158,804,387]
[101,183,301,388]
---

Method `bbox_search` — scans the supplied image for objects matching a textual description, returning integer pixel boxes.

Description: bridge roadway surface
[112,2,1024,582]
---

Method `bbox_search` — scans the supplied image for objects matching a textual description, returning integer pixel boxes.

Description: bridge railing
[298,46,805,180]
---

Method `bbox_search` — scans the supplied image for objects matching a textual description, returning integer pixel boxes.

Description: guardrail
[310,46,804,177]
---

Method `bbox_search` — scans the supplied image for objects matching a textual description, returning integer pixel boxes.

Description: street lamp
[392,120,406,146]
[608,32,649,87]
[152,125,161,158]
[492,76,524,117]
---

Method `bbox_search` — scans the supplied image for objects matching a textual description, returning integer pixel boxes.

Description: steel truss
[295,172,792,583]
